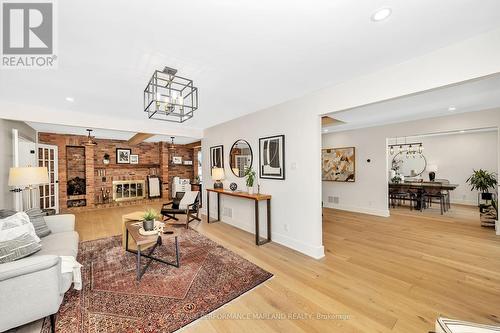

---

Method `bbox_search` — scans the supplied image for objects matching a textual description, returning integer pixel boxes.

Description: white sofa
[0,214,79,332]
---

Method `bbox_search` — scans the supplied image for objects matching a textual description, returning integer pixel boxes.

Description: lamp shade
[8,167,49,187]
[427,165,438,173]
[211,168,225,181]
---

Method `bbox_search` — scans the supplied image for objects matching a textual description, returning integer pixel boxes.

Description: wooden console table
[206,188,271,246]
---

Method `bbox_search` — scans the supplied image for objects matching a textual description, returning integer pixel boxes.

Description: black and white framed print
[259,135,285,180]
[210,145,224,173]
[116,148,131,164]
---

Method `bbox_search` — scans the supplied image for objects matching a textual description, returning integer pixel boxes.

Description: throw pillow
[0,233,42,263]
[25,208,51,238]
[0,209,16,218]
[0,212,41,243]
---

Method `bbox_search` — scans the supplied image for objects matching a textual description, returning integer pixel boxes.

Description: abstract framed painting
[210,145,224,174]
[322,147,355,182]
[259,135,285,180]
[116,148,131,164]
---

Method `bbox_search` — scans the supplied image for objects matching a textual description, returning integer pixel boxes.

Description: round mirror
[391,152,427,177]
[229,140,253,177]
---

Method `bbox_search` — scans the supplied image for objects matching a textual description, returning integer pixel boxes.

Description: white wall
[387,131,498,206]
[202,99,324,259]
[322,109,500,217]
[0,119,36,209]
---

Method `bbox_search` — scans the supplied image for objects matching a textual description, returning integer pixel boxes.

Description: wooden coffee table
[125,221,181,281]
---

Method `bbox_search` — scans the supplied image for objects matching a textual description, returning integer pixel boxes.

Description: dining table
[389,181,459,210]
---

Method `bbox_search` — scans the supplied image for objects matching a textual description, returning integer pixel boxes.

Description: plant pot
[143,219,155,231]
[248,187,254,195]
[481,192,493,201]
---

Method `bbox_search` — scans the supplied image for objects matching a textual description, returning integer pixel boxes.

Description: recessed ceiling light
[371,8,392,22]
[323,129,329,133]
[448,106,457,111]
[65,97,75,102]
[460,130,466,133]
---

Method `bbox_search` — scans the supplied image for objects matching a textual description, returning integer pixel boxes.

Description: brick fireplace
[38,133,196,212]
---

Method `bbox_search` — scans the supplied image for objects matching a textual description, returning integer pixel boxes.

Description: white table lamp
[8,166,49,209]
[211,168,225,189]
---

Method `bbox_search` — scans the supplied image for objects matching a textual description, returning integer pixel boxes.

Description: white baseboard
[450,199,477,206]
[200,213,325,259]
[323,202,390,217]
[271,232,325,259]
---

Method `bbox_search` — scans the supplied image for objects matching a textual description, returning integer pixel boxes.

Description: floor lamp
[8,166,49,210]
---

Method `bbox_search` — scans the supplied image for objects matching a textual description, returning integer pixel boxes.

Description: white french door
[38,144,59,213]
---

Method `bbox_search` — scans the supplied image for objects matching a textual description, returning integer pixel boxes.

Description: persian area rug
[42,228,273,333]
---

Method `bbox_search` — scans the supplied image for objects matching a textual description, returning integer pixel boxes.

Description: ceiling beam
[127,133,155,145]
[185,140,202,149]
[321,116,335,126]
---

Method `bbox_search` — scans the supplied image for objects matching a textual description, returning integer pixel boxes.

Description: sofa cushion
[0,233,41,263]
[25,208,51,238]
[0,212,40,243]
[35,231,79,258]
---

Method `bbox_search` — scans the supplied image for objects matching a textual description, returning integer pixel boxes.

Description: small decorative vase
[248,187,254,195]
[103,159,110,165]
[143,219,155,231]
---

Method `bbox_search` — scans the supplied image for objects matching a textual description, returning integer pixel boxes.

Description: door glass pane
[124,184,130,197]
[50,150,54,160]
[39,185,44,196]
[45,184,49,194]
[50,161,54,171]
[38,147,43,158]
[51,184,55,194]
[50,173,54,183]
[51,196,55,206]
[40,198,44,208]
[116,185,122,198]
[45,197,49,208]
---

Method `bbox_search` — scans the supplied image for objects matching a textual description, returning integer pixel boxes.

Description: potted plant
[103,153,110,165]
[391,175,402,184]
[466,169,497,203]
[142,208,158,231]
[244,167,256,194]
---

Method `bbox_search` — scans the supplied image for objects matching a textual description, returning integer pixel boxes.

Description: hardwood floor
[74,204,500,333]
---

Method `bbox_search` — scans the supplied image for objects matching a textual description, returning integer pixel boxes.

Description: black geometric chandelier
[143,66,198,123]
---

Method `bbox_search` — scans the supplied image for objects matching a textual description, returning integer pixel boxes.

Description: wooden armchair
[161,191,201,229]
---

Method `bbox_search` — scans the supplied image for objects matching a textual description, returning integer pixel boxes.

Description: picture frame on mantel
[116,148,131,164]
[259,135,285,180]
[210,145,224,174]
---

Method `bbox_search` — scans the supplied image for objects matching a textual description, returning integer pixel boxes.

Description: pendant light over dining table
[143,66,199,123]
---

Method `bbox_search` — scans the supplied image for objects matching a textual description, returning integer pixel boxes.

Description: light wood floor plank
[73,203,500,332]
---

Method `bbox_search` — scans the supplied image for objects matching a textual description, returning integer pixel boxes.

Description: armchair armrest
[162,201,174,208]
[44,214,75,233]
[0,255,59,281]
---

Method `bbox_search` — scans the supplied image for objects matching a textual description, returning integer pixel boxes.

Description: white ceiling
[323,74,500,132]
[2,0,500,132]
[26,122,199,144]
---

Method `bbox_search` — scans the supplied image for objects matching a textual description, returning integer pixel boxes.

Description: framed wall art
[259,135,285,180]
[116,148,131,164]
[322,147,355,182]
